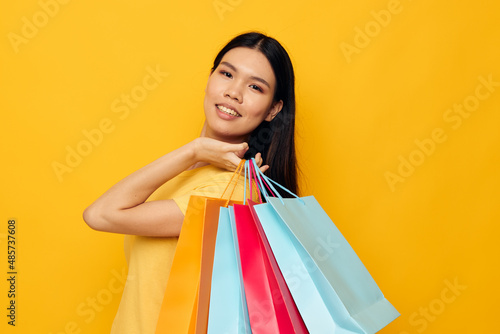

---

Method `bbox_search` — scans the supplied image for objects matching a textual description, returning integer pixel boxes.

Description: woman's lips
[216,104,241,117]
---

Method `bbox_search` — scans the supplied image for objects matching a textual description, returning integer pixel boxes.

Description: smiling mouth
[217,104,241,117]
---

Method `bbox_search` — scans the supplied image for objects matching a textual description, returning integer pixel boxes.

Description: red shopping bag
[234,197,308,333]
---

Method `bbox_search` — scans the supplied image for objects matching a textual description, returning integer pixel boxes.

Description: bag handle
[250,162,263,203]
[250,158,305,205]
[249,160,276,198]
[249,159,276,200]
[220,160,245,205]
[244,159,263,204]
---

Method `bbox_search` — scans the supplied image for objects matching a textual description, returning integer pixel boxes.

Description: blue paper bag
[249,160,399,334]
[207,207,252,334]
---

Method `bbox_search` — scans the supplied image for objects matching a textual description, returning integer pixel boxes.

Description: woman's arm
[82,137,255,237]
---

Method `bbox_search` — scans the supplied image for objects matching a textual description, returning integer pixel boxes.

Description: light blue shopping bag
[248,160,400,334]
[207,207,252,334]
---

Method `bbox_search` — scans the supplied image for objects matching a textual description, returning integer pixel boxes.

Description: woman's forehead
[219,47,276,86]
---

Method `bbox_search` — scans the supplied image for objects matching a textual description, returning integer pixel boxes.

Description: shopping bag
[155,195,227,334]
[207,206,252,334]
[155,161,245,334]
[249,159,400,334]
[235,202,309,334]
[231,161,308,334]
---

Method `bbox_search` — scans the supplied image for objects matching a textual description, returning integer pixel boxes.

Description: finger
[255,152,263,167]
[227,155,243,171]
[234,142,249,159]
[260,164,269,173]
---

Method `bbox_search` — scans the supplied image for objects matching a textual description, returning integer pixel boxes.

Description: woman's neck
[199,121,248,144]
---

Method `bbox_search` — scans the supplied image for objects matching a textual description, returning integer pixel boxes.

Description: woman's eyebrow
[220,61,271,88]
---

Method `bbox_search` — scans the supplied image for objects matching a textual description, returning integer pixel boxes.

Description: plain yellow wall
[1,0,499,333]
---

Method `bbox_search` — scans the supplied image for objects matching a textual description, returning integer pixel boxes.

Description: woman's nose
[224,83,243,102]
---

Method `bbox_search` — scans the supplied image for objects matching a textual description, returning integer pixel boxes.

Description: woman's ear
[265,100,283,122]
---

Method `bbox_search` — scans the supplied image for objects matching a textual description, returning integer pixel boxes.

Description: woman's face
[203,47,283,143]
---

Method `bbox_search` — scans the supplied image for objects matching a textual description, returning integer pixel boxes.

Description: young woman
[83,31,298,333]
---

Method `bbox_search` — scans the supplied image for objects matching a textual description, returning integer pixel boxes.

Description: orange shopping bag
[155,161,245,334]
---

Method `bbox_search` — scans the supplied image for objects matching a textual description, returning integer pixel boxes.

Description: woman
[83,31,298,333]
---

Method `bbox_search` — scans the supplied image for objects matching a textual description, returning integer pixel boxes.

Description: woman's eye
[220,71,232,78]
[250,84,262,92]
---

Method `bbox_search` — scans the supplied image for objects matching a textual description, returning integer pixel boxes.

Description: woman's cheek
[245,100,261,117]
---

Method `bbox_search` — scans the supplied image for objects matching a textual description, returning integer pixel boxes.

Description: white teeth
[217,105,240,117]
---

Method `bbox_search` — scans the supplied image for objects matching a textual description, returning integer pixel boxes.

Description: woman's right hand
[192,137,268,172]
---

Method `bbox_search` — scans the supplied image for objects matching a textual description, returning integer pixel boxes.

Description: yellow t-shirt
[110,164,249,334]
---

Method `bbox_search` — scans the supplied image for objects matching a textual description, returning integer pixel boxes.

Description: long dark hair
[211,32,298,196]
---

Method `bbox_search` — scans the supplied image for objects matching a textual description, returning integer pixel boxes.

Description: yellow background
[1,0,499,333]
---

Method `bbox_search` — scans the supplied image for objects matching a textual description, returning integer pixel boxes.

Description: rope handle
[220,159,246,205]
[244,159,263,204]
[249,158,305,205]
